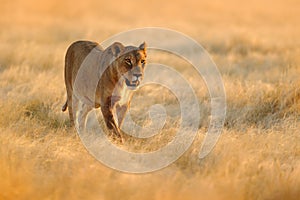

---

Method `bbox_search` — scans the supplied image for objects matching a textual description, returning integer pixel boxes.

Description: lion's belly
[73,74,99,107]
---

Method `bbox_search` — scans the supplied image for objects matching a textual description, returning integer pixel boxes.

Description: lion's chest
[112,82,133,106]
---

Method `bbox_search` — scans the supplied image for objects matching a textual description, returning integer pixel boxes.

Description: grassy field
[0,0,300,199]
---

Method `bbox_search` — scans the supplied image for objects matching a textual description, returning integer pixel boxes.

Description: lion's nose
[133,73,142,81]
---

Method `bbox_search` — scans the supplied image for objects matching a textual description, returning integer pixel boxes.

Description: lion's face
[117,42,147,90]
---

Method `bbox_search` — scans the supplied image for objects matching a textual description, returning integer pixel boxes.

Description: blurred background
[1,0,300,45]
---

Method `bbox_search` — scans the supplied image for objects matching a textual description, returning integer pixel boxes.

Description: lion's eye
[125,58,132,66]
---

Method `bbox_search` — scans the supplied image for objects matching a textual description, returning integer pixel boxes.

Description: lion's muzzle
[125,73,142,90]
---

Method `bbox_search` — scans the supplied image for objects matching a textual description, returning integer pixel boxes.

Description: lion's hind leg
[74,100,93,134]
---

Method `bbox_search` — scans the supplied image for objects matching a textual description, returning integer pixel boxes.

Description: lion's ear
[111,42,125,57]
[139,42,147,52]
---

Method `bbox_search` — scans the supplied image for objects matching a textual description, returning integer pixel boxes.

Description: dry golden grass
[1,0,300,199]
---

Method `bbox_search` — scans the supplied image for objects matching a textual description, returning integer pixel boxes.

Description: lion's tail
[62,100,68,112]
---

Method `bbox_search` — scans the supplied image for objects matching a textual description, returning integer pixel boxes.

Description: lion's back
[64,40,103,90]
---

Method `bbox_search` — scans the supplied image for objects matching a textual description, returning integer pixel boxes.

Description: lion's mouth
[125,78,140,89]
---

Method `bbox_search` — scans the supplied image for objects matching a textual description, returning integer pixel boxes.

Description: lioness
[62,40,147,141]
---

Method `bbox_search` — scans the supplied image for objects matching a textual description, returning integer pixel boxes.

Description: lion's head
[109,42,147,90]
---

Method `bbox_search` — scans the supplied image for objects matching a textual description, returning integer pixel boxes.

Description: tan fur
[62,40,147,141]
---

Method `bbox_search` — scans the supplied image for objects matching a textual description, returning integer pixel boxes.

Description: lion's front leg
[116,104,129,128]
[101,97,123,141]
